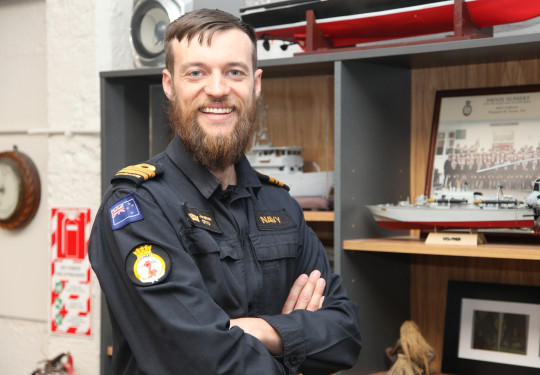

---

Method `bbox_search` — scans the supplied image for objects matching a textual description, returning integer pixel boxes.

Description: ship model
[240,0,540,51]
[367,179,540,234]
[246,126,334,210]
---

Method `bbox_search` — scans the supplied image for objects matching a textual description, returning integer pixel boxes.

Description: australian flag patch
[109,194,144,230]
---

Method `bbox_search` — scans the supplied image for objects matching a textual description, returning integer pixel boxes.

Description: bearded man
[89,8,361,375]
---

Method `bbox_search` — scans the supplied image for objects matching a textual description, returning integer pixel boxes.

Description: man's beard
[169,93,258,171]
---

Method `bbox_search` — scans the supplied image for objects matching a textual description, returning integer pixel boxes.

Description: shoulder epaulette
[255,171,290,191]
[111,163,162,185]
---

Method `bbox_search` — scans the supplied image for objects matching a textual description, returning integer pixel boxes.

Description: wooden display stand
[425,230,487,246]
[297,0,493,56]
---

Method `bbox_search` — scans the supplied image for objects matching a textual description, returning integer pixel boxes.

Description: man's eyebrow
[225,62,250,72]
[179,61,251,72]
[179,62,206,72]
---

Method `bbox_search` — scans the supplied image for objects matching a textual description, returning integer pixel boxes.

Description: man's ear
[254,68,263,99]
[162,69,174,100]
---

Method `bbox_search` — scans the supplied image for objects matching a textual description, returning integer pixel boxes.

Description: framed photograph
[443,280,540,375]
[425,85,540,202]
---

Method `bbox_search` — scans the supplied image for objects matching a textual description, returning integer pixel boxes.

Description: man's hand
[229,270,326,356]
[282,270,326,314]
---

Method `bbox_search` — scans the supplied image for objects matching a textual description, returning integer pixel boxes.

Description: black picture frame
[443,280,540,375]
[425,84,540,199]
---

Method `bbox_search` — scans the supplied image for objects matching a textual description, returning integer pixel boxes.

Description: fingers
[305,274,326,311]
[282,273,309,314]
[296,270,321,311]
[282,270,326,314]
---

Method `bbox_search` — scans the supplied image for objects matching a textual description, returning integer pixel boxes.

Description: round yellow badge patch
[126,244,171,286]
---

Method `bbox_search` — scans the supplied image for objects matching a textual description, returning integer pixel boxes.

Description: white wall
[0,0,105,373]
[0,0,538,373]
[0,0,47,131]
[0,1,52,374]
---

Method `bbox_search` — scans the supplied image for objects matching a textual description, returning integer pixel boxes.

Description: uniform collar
[236,153,262,192]
[166,135,262,199]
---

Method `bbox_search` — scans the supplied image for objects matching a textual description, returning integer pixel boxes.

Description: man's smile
[200,106,235,114]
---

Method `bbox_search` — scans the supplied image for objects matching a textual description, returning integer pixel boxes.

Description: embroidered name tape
[109,194,144,230]
[255,210,295,230]
[183,204,222,233]
[125,243,171,286]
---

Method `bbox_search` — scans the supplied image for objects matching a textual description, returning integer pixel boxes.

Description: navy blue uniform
[89,136,361,374]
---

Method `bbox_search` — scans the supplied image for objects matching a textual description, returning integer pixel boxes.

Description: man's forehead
[176,28,249,48]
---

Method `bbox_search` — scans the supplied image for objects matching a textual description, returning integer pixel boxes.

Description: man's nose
[204,74,231,98]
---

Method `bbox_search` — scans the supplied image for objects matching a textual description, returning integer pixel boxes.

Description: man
[89,8,361,375]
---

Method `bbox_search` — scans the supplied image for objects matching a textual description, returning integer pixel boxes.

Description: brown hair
[164,8,258,74]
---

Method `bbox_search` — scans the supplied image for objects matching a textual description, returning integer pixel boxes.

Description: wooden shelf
[303,210,334,222]
[343,236,540,260]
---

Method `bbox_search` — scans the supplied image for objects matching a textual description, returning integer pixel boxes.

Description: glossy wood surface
[258,75,335,173]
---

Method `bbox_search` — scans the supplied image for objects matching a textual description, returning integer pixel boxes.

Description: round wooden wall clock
[0,147,41,229]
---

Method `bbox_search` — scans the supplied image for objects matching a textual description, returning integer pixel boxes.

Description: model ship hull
[367,204,536,230]
[246,144,334,199]
[241,0,540,48]
[271,171,334,198]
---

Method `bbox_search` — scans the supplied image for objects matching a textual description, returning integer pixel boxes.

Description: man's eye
[188,71,203,77]
[230,70,243,77]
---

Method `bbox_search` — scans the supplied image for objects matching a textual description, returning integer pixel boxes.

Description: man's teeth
[201,107,233,114]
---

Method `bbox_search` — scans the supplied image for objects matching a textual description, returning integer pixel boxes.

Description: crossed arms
[230,270,326,355]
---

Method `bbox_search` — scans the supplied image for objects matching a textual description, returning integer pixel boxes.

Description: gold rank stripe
[254,170,290,191]
[267,176,284,187]
[116,163,156,181]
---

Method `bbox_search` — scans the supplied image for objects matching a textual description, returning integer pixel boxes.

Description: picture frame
[425,85,540,202]
[443,280,540,375]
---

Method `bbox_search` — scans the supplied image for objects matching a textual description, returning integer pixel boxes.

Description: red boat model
[240,0,540,53]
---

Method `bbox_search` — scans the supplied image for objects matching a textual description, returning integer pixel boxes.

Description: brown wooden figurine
[386,321,435,375]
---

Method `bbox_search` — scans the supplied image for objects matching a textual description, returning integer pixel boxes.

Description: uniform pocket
[182,228,242,260]
[181,228,244,310]
[249,231,298,314]
[249,231,298,263]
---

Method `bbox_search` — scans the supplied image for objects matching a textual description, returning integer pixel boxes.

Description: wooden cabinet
[100,33,540,375]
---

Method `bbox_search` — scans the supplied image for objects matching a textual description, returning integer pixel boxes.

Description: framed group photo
[425,85,540,202]
[443,281,540,375]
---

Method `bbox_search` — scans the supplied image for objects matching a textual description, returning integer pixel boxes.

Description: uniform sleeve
[260,204,362,375]
[89,186,287,375]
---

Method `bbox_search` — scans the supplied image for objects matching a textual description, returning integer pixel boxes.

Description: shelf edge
[343,237,540,260]
[304,211,335,222]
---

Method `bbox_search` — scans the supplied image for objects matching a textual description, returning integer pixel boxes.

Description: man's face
[162,28,262,170]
